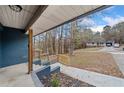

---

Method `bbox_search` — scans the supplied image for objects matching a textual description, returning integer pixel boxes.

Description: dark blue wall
[1,26,28,67]
[0,31,2,67]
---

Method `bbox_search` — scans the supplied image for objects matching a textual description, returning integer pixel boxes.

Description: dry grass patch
[59,51,124,78]
[74,47,102,53]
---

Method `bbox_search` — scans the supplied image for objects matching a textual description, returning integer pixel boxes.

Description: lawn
[58,50,124,78]
[74,47,102,52]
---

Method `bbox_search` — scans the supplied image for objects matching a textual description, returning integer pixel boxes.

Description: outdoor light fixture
[9,5,22,12]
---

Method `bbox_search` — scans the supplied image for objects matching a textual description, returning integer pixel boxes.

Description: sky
[79,5,124,32]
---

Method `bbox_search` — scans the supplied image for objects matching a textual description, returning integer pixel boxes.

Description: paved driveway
[100,47,124,75]
[99,47,119,52]
[111,53,124,75]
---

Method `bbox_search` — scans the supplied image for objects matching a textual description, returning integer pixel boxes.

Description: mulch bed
[41,72,94,87]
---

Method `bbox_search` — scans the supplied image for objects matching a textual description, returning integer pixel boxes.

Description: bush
[50,73,60,87]
[50,78,60,87]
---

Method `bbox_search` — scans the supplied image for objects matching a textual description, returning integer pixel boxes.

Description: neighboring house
[86,42,105,47]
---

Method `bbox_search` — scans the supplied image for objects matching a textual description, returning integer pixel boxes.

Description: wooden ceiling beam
[25,5,48,31]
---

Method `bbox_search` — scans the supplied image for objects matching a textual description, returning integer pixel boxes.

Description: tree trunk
[69,21,77,55]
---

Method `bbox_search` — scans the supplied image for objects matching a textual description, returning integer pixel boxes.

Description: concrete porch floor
[0,63,35,87]
[1,61,124,87]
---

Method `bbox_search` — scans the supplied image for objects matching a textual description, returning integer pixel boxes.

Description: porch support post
[28,29,33,74]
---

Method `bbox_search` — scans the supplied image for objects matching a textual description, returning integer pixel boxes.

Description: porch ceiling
[0,5,110,34]
[0,5,39,29]
[31,5,109,36]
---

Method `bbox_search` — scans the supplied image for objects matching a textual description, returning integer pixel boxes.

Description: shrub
[50,73,60,87]
[50,78,60,87]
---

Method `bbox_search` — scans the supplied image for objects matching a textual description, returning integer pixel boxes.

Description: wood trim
[28,29,33,74]
[25,5,48,31]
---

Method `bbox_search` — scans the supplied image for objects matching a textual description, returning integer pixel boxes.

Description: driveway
[99,47,119,52]
[100,47,124,75]
[112,53,124,75]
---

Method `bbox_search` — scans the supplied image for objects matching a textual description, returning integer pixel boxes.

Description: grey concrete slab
[0,63,35,87]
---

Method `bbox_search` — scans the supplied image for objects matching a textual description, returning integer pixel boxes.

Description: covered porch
[0,5,113,86]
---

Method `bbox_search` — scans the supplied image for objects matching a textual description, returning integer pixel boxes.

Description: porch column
[28,29,33,74]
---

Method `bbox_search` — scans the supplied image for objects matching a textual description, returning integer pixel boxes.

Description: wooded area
[102,22,124,44]
[34,21,102,57]
[33,19,124,60]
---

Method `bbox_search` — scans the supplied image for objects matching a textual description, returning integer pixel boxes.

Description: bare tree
[69,20,77,55]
